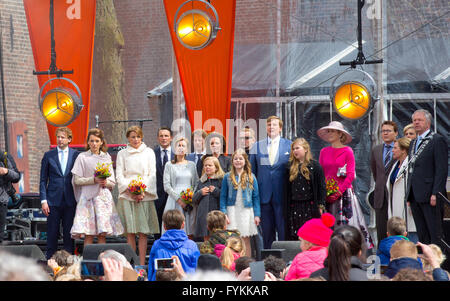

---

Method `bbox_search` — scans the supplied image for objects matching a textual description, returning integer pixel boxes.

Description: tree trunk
[90,0,127,144]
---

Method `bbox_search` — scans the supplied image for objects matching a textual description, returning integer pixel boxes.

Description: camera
[80,260,104,277]
[154,258,175,270]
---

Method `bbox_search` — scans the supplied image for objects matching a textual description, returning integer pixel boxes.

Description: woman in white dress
[220,148,260,257]
[386,137,417,241]
[115,126,159,266]
[71,128,123,246]
[162,137,199,237]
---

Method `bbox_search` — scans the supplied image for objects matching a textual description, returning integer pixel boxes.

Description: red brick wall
[0,0,49,193]
[111,0,173,147]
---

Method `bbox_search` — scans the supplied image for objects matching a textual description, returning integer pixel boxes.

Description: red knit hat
[297,213,335,247]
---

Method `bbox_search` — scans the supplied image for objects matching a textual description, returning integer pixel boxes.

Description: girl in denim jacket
[220,149,260,257]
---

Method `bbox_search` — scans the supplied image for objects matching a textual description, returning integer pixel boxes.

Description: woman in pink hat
[317,121,373,249]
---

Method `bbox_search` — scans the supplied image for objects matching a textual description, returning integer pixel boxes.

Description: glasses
[239,137,252,140]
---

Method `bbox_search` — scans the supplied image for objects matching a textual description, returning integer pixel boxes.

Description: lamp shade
[176,10,214,49]
[332,81,371,120]
[174,0,220,50]
[38,77,83,127]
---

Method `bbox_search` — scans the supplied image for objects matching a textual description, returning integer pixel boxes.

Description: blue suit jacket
[153,146,175,202]
[249,137,292,205]
[39,147,79,207]
[186,152,203,177]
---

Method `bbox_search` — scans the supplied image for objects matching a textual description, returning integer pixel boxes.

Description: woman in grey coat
[163,137,199,236]
[193,156,225,240]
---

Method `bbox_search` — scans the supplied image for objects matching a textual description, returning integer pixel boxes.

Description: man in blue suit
[153,127,175,236]
[186,129,207,177]
[40,127,80,259]
[250,116,292,249]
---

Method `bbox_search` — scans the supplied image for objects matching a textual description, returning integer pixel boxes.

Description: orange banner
[163,0,236,139]
[23,0,96,145]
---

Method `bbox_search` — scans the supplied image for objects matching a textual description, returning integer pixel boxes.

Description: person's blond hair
[220,236,245,271]
[396,137,411,153]
[422,244,446,272]
[206,210,227,232]
[172,137,189,163]
[390,240,417,260]
[126,125,143,139]
[230,149,254,190]
[266,116,283,128]
[387,217,407,236]
[201,156,225,179]
[403,123,415,136]
[289,138,313,181]
[56,127,73,140]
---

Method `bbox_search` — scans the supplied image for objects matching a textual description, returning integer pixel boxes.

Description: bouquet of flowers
[94,162,112,178]
[179,188,194,212]
[128,176,147,195]
[326,178,339,196]
[325,177,341,204]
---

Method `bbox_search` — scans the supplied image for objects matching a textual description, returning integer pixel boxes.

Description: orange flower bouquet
[325,177,341,204]
[94,162,112,179]
[179,188,194,212]
[128,176,147,195]
[326,178,339,196]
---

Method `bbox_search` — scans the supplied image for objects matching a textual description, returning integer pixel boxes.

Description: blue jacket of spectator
[376,235,409,265]
[147,229,200,281]
[384,257,423,279]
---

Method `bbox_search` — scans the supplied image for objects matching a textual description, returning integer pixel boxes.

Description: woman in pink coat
[285,213,335,280]
[317,121,373,250]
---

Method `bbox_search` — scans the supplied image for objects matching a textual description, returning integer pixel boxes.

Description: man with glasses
[370,121,398,245]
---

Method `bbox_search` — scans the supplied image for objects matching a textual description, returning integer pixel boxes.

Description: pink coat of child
[285,213,335,280]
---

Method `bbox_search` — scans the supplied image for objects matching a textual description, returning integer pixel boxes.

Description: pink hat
[317,121,352,144]
[297,213,335,247]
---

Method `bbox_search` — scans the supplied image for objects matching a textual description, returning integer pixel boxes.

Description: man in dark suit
[250,116,292,249]
[406,109,448,246]
[370,120,398,245]
[186,129,206,177]
[153,127,174,235]
[40,127,79,259]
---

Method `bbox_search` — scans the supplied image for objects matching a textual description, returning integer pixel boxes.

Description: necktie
[60,150,66,174]
[384,144,391,169]
[268,140,275,165]
[196,153,202,165]
[415,136,421,154]
[163,149,168,166]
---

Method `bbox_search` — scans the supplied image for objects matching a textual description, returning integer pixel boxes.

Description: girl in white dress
[220,148,260,257]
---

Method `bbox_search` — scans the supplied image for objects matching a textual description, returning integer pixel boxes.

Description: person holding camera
[0,149,20,242]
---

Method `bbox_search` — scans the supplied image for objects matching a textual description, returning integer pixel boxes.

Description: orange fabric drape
[23,0,96,145]
[163,0,236,139]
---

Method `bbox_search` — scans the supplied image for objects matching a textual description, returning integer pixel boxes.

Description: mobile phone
[80,260,104,276]
[250,261,265,281]
[154,258,175,270]
[416,245,423,254]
